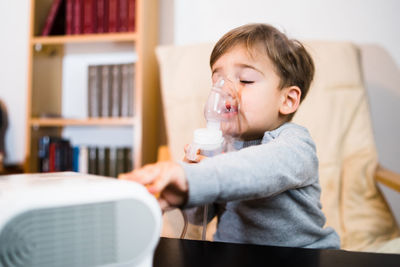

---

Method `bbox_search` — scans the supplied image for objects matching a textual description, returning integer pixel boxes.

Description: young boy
[120,23,340,249]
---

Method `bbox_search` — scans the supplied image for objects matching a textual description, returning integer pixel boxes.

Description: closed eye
[240,80,254,84]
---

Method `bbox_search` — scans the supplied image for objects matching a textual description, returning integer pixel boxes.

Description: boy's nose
[221,78,238,98]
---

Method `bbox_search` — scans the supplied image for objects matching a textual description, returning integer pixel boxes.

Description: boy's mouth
[225,102,238,111]
[223,102,239,116]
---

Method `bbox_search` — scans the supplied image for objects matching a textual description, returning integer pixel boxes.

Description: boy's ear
[279,86,301,115]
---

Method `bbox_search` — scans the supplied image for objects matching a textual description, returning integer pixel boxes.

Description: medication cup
[186,128,224,161]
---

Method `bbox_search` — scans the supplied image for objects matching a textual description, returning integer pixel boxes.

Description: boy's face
[211,44,287,140]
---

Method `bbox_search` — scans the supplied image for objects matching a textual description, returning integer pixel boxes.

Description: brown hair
[210,23,314,106]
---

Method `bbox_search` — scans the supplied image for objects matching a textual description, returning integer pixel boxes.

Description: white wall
[166,0,400,69]
[0,0,30,164]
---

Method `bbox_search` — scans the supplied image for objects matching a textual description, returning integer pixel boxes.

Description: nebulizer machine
[184,78,239,240]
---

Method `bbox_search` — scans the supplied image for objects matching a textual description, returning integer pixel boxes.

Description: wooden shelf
[30,117,136,127]
[31,33,137,45]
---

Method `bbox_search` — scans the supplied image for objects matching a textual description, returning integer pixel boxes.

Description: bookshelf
[25,0,159,173]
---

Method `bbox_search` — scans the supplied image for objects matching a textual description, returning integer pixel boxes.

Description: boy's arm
[182,127,318,208]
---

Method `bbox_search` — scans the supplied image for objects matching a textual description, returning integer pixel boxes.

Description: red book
[108,0,118,32]
[49,142,57,172]
[96,0,106,33]
[42,0,64,36]
[127,0,135,32]
[118,0,128,32]
[73,0,83,34]
[66,0,74,35]
[83,0,97,34]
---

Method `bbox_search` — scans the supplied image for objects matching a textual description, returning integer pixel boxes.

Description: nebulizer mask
[186,78,240,161]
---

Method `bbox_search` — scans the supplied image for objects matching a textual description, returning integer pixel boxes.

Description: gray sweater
[181,123,340,249]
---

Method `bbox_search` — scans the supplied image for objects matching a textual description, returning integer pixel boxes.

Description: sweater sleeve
[181,125,319,207]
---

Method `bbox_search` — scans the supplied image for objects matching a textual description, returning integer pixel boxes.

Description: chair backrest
[292,41,399,250]
[156,41,399,251]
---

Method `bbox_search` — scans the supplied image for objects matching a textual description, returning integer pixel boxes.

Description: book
[72,146,80,172]
[123,147,133,172]
[111,64,122,117]
[128,0,136,32]
[108,0,118,32]
[49,142,57,172]
[120,64,130,117]
[88,65,100,118]
[104,147,111,177]
[38,136,52,172]
[83,0,97,34]
[58,139,72,171]
[39,136,73,172]
[107,147,116,177]
[41,0,66,36]
[118,0,129,32]
[96,0,106,33]
[101,65,111,117]
[73,0,83,34]
[88,146,97,174]
[116,147,125,177]
[97,147,106,176]
[65,0,74,35]
[128,63,135,116]
[79,146,88,173]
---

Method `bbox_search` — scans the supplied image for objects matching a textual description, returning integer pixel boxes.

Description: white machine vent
[0,202,117,267]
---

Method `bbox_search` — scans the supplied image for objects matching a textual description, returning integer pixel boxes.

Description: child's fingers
[147,174,170,195]
[184,144,190,153]
[119,164,160,185]
[158,198,170,211]
[197,154,207,162]
[147,162,183,194]
[183,148,204,163]
[121,161,187,210]
[118,171,133,180]
[183,144,195,162]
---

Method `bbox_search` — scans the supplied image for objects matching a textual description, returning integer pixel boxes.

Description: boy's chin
[220,123,241,137]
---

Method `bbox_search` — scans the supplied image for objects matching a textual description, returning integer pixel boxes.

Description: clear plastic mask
[204,78,240,137]
[204,78,239,126]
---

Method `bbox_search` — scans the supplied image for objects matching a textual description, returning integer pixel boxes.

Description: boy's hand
[119,161,188,211]
[183,144,207,163]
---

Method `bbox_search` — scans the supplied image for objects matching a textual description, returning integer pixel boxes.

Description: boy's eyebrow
[236,63,264,76]
[212,64,264,76]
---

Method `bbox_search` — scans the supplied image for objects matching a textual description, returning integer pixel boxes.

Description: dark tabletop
[153,237,400,267]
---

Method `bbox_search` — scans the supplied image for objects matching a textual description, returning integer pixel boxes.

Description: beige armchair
[155,41,400,253]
